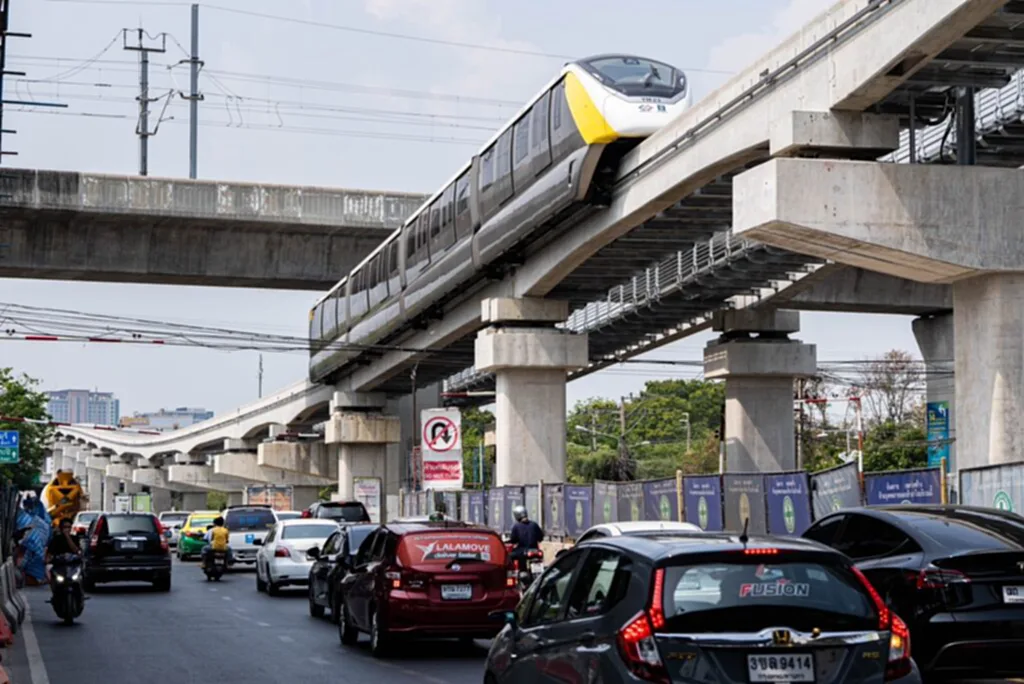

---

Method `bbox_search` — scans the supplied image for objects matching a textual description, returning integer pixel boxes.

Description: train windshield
[582,55,686,99]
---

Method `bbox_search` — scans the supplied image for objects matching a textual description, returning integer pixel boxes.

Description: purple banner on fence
[468,491,485,525]
[643,479,678,521]
[564,485,593,537]
[502,486,524,536]
[593,482,618,524]
[684,475,723,531]
[865,468,941,506]
[617,482,644,522]
[543,484,565,536]
[765,472,812,536]
[487,488,504,532]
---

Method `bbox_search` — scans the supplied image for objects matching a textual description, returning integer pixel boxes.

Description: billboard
[926,401,951,470]
[246,484,294,512]
[865,468,942,506]
[642,479,678,522]
[421,407,463,490]
[563,485,593,537]
[960,463,1024,512]
[810,462,861,519]
[764,472,812,536]
[684,476,722,531]
[593,481,618,525]
[617,482,644,522]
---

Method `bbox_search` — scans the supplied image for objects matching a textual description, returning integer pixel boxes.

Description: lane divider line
[22,605,51,684]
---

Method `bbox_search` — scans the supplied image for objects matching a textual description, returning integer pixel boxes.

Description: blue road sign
[0,430,19,464]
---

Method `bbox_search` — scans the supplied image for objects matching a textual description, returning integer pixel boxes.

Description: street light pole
[681,412,691,453]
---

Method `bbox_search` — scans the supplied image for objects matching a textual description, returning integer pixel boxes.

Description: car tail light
[617,611,669,683]
[386,568,427,591]
[301,510,311,519]
[851,566,890,630]
[649,568,666,629]
[154,518,169,552]
[90,517,105,550]
[915,568,969,589]
[885,614,912,681]
[274,547,290,558]
[742,548,780,556]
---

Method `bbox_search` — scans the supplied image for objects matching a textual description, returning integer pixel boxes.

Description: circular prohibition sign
[423,416,459,452]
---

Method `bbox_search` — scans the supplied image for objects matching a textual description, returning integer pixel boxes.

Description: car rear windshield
[661,557,877,633]
[397,531,506,566]
[275,512,301,520]
[282,524,337,540]
[316,503,369,522]
[225,509,276,532]
[105,515,157,536]
[189,516,215,529]
[77,512,98,523]
[160,513,189,523]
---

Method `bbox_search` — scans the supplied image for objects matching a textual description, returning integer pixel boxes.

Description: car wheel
[255,564,266,593]
[267,580,280,596]
[369,609,389,657]
[308,586,325,618]
[154,574,171,592]
[338,603,358,646]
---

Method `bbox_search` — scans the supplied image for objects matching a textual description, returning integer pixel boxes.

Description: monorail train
[309,54,692,383]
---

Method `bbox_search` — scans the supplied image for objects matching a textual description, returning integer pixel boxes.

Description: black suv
[302,500,370,523]
[485,533,920,683]
[83,512,172,591]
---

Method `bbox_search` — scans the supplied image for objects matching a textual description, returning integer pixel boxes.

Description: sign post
[353,477,382,522]
[0,430,19,464]
[420,407,463,490]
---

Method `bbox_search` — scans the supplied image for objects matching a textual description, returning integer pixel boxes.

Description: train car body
[309,54,691,383]
[41,470,85,526]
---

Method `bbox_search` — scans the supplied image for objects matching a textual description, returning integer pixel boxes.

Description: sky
[2,0,919,418]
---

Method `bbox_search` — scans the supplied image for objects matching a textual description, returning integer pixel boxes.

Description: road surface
[4,560,488,684]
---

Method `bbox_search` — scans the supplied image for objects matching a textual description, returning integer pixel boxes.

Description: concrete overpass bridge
[0,168,426,289]
[49,0,1024,517]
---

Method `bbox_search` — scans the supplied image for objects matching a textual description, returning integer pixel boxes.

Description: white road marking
[22,605,51,684]
[221,596,232,601]
[311,657,329,666]
[257,621,271,627]
[278,635,294,643]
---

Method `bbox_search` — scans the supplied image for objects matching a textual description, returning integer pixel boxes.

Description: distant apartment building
[119,407,214,431]
[45,389,120,426]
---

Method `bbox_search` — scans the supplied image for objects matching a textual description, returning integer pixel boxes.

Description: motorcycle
[505,543,545,591]
[49,553,85,625]
[203,549,228,581]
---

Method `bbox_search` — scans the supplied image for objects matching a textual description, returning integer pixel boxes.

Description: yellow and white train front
[566,54,691,141]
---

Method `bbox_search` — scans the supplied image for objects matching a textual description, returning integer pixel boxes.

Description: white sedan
[254,519,339,595]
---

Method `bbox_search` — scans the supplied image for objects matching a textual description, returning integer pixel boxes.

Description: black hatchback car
[803,504,1024,678]
[83,512,171,591]
[484,533,919,683]
[302,500,371,523]
[307,522,377,621]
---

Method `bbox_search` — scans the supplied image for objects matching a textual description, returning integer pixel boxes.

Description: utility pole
[618,396,628,481]
[588,412,597,451]
[257,354,263,398]
[681,412,691,453]
[122,28,166,176]
[183,4,203,178]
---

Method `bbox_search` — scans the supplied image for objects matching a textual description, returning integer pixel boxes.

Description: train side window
[322,290,338,334]
[479,144,496,192]
[532,91,552,171]
[416,214,431,261]
[435,184,456,252]
[551,81,564,132]
[387,239,400,278]
[428,200,441,242]
[311,303,323,342]
[404,221,417,262]
[513,114,530,165]
[350,268,367,319]
[335,285,347,330]
[454,172,471,240]
[494,129,513,205]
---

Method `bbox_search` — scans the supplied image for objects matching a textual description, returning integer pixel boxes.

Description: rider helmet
[512,505,528,522]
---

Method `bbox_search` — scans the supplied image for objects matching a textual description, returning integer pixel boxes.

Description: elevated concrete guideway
[0,168,427,289]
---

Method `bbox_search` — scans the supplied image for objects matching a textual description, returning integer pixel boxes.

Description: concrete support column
[149,488,172,514]
[325,392,400,503]
[103,477,120,511]
[704,310,816,472]
[180,492,208,511]
[913,312,956,470]
[226,492,243,507]
[474,298,587,486]
[291,486,320,511]
[953,274,1024,469]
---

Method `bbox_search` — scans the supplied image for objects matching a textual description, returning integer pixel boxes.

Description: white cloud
[706,0,833,74]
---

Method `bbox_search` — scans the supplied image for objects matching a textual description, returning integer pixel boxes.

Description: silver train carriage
[309,54,692,383]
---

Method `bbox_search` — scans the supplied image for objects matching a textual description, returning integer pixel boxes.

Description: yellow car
[177,510,219,561]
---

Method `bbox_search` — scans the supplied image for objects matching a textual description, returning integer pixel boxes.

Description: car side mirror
[555,548,568,559]
[306,547,320,560]
[489,610,517,629]
[253,538,263,546]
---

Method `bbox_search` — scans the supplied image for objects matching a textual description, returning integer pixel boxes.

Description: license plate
[529,561,544,574]
[245,534,255,544]
[1003,586,1024,604]
[441,584,472,600]
[119,541,139,550]
[747,654,815,682]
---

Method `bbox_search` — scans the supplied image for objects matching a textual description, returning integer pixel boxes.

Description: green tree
[207,491,228,511]
[862,420,928,472]
[0,368,52,489]
[461,406,493,487]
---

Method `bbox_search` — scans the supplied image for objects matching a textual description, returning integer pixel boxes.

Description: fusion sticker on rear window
[739,581,811,598]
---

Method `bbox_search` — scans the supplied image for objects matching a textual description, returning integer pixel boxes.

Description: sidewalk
[4,588,46,684]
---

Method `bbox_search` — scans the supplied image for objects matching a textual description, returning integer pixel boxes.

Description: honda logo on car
[739,581,810,598]
[415,536,493,562]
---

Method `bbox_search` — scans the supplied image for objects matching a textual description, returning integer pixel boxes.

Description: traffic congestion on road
[5,501,1024,683]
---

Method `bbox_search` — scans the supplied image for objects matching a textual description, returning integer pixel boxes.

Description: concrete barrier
[0,563,18,634]
[3,562,25,625]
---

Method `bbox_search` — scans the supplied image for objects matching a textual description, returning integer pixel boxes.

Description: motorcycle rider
[45,517,81,582]
[201,516,231,568]
[508,505,544,567]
